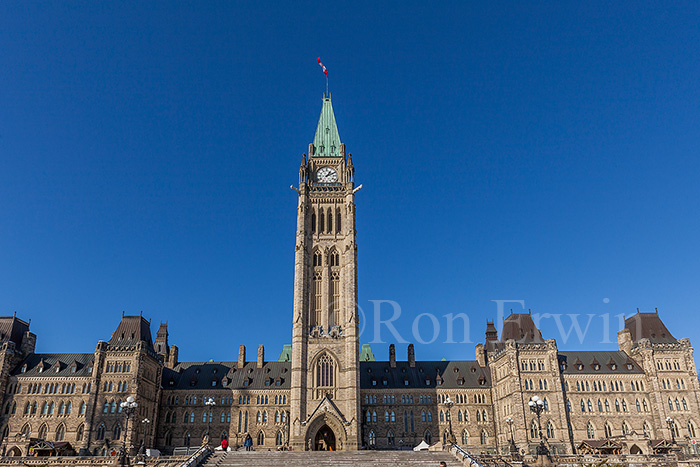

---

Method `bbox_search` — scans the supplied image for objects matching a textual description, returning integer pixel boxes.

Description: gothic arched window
[96,423,105,440]
[56,424,65,441]
[316,353,335,387]
[546,421,554,439]
[329,271,340,326]
[461,430,468,445]
[530,421,538,439]
[587,422,595,439]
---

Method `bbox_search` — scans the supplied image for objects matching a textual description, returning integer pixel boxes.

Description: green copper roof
[360,344,376,362]
[312,97,342,157]
[278,344,292,362]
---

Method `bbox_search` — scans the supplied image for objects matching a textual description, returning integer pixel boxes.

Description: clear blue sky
[1,2,699,365]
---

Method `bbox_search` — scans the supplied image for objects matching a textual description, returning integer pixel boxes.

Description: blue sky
[1,2,699,365]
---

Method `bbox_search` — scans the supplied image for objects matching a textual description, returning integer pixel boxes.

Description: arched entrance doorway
[314,425,336,451]
[7,447,22,456]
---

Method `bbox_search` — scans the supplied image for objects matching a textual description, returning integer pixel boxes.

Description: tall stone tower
[289,95,361,450]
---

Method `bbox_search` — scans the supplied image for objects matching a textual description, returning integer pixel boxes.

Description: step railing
[449,443,487,467]
[177,445,212,467]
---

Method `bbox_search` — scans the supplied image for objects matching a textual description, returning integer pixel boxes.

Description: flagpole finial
[317,57,329,98]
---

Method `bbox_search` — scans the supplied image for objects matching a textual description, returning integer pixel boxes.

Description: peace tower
[288,95,362,450]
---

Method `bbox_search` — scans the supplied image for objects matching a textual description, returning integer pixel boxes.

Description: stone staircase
[202,449,451,467]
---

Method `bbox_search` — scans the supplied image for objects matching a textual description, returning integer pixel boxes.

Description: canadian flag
[317,57,327,76]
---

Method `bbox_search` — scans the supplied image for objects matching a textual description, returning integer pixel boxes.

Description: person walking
[221,438,228,451]
[244,434,253,451]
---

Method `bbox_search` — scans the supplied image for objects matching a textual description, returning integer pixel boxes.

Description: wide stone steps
[203,450,451,467]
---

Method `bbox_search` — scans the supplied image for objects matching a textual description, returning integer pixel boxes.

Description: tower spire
[312,97,342,158]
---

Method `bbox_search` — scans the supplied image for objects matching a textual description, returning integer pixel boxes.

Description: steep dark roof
[624,312,677,344]
[0,315,30,349]
[109,315,154,350]
[162,361,291,390]
[501,313,544,343]
[558,351,644,375]
[360,361,490,389]
[11,353,94,377]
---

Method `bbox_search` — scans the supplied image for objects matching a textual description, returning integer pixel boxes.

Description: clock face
[316,167,338,183]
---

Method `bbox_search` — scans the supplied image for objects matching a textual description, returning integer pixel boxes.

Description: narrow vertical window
[327,208,333,233]
[336,208,341,233]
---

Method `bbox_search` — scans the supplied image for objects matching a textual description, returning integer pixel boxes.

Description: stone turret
[389,344,396,368]
[408,343,415,368]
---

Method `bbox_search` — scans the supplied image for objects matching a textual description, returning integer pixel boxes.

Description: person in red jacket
[221,438,228,451]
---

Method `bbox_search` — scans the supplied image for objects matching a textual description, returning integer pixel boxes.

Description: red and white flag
[317,57,327,76]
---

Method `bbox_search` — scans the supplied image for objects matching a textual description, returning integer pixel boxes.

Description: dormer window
[211,380,217,387]
[457,377,465,386]
[610,364,617,370]
[38,367,43,373]
[593,364,601,371]
[371,379,377,386]
[21,365,27,373]
[243,379,249,387]
[404,379,409,386]
[577,364,584,371]
[626,363,633,370]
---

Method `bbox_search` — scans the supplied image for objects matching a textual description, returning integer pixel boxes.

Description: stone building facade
[0,95,698,458]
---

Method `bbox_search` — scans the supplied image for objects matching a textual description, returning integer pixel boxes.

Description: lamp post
[205,397,216,441]
[528,395,549,459]
[666,417,676,445]
[119,396,138,465]
[506,416,519,458]
[138,418,150,457]
[444,396,455,445]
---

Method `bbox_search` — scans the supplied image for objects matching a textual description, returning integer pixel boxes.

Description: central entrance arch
[315,425,336,451]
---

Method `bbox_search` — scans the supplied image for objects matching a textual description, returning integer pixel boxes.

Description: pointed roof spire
[312,96,342,158]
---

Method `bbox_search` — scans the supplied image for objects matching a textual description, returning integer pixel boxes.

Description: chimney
[408,344,415,368]
[238,345,246,369]
[168,345,179,369]
[618,328,633,355]
[389,344,396,368]
[257,345,265,368]
[475,343,486,367]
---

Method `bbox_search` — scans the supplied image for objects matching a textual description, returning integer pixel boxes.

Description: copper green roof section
[278,344,292,362]
[360,344,376,362]
[312,96,342,157]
